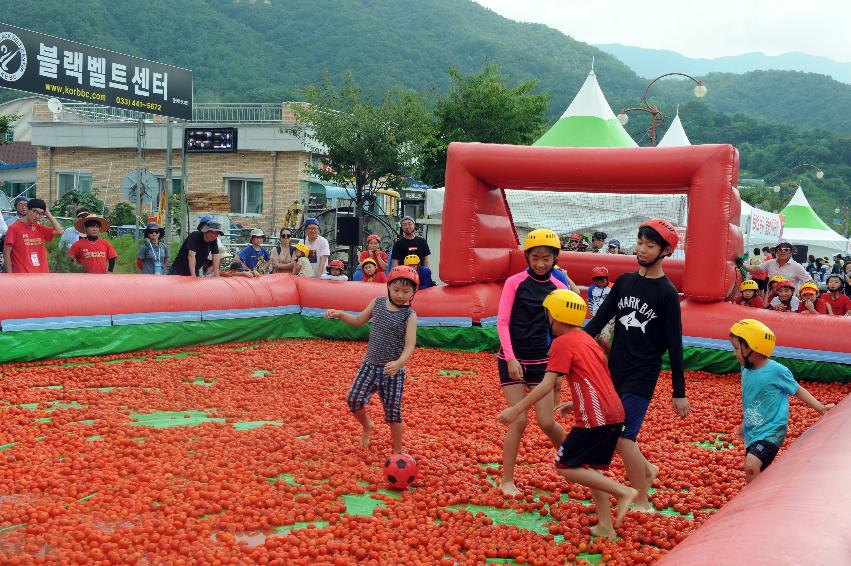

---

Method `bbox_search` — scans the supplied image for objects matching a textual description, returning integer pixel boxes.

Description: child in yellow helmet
[292,242,314,278]
[735,279,765,309]
[797,282,821,314]
[498,290,636,540]
[403,254,434,289]
[729,319,834,483]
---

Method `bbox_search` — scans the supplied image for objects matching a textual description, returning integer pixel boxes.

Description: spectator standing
[360,234,388,271]
[3,198,63,273]
[68,215,117,274]
[303,218,330,277]
[170,221,223,277]
[391,216,430,267]
[136,222,169,275]
[748,248,767,291]
[590,231,607,253]
[761,246,773,261]
[59,210,90,250]
[607,239,622,255]
[845,262,851,299]
[5,196,29,227]
[741,240,811,288]
[269,228,296,273]
[65,197,80,218]
[831,254,844,275]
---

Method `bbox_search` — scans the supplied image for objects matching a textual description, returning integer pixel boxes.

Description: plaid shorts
[346,361,406,423]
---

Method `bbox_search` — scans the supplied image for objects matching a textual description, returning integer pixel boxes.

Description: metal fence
[59,102,284,124]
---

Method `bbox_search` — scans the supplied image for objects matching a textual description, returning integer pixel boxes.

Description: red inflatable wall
[442,143,740,301]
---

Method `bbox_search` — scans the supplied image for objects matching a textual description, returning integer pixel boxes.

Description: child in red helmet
[359,234,388,271]
[321,259,349,281]
[589,266,615,343]
[326,266,419,453]
[583,218,689,513]
[768,280,799,312]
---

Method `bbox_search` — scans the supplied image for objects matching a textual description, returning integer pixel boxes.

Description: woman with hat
[236,228,270,273]
[137,222,169,275]
[68,214,118,274]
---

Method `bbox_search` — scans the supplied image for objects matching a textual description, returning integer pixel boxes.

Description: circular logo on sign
[0,32,27,82]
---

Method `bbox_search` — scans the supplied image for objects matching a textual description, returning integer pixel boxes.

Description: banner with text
[0,22,192,119]
[748,207,782,242]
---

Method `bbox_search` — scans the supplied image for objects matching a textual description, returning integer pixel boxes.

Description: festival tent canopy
[656,109,691,147]
[739,199,783,249]
[780,185,849,257]
[533,69,637,148]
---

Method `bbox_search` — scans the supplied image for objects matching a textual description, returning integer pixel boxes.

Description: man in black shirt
[584,218,689,513]
[391,216,431,267]
[170,221,224,276]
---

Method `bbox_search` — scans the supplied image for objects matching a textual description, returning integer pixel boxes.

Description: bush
[50,190,107,218]
[108,202,136,227]
[45,239,84,273]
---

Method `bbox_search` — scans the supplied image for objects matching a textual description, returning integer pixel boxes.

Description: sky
[473,0,851,62]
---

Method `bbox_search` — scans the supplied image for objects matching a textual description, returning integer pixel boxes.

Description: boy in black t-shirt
[584,218,690,513]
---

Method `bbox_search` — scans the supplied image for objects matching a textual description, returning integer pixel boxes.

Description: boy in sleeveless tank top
[326,266,420,453]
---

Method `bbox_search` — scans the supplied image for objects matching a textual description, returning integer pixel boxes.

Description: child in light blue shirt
[729,319,834,483]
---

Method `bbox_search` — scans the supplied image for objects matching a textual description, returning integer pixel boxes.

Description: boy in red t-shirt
[68,215,118,274]
[3,198,63,273]
[735,280,765,309]
[818,275,851,316]
[498,289,636,540]
[796,282,821,314]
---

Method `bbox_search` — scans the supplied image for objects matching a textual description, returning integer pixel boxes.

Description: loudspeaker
[792,244,808,264]
[336,216,361,246]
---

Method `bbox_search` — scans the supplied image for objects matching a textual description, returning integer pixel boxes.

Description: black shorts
[554,423,624,470]
[754,278,767,291]
[498,358,547,388]
[746,440,779,470]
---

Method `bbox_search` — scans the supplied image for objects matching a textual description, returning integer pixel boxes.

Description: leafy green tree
[0,112,20,144]
[417,64,550,187]
[288,72,430,269]
[51,190,108,218]
[108,203,137,228]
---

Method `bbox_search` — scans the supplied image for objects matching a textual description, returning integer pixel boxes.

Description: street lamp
[772,163,825,192]
[617,73,707,146]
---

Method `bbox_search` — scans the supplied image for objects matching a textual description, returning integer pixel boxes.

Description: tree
[417,64,550,187]
[0,113,20,144]
[288,72,430,270]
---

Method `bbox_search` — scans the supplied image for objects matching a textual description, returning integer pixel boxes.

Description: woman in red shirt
[359,234,388,272]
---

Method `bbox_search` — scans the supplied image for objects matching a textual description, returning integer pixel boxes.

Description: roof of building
[0,142,36,166]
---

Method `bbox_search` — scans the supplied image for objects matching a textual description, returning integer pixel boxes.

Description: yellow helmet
[403,254,420,266]
[729,319,776,357]
[294,242,310,256]
[524,229,561,252]
[739,280,759,292]
[768,275,785,285]
[542,289,587,327]
[799,282,819,296]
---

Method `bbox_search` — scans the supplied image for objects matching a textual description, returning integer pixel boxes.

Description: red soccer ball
[383,453,418,489]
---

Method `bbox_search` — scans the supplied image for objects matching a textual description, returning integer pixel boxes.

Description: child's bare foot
[616,487,638,527]
[590,524,618,541]
[499,481,520,497]
[360,421,374,449]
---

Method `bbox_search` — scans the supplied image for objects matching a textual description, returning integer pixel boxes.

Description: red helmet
[774,279,795,291]
[569,232,582,241]
[591,266,609,278]
[387,265,419,287]
[366,234,381,243]
[329,259,345,270]
[639,218,678,250]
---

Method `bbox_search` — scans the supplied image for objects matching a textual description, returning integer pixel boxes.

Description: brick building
[27,100,311,233]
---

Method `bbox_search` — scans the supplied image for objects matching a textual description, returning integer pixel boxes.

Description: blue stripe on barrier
[201,305,301,321]
[301,307,360,318]
[112,311,202,326]
[417,317,473,328]
[480,316,498,328]
[2,315,112,332]
[682,336,850,365]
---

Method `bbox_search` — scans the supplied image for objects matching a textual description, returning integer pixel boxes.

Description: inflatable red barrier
[556,253,684,289]
[658,395,851,565]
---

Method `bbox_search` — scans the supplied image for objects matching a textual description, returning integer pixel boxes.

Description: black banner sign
[0,21,192,120]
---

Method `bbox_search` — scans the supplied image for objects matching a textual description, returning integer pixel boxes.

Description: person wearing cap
[302,217,330,277]
[391,216,430,268]
[3,198,63,273]
[235,228,270,272]
[59,209,91,251]
[563,232,583,252]
[741,240,812,288]
[196,215,214,231]
[590,231,607,253]
[68,215,118,274]
[5,196,30,227]
[170,221,223,276]
[607,239,622,255]
[136,222,169,275]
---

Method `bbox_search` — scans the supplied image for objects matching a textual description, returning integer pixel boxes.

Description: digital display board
[184,128,237,153]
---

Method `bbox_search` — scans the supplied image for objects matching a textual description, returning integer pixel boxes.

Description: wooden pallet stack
[187,194,231,212]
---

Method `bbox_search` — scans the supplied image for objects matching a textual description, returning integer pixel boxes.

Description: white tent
[657,109,691,147]
[780,185,849,258]
[739,200,783,249]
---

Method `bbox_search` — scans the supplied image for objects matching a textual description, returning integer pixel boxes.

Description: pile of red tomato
[0,339,846,565]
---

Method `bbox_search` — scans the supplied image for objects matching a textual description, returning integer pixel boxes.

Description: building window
[57,172,92,198]
[1,181,36,199]
[227,178,263,214]
[3,131,12,143]
[156,176,182,197]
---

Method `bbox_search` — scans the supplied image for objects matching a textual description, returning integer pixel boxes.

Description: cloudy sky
[474,0,851,61]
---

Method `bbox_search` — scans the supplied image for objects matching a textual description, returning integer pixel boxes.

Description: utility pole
[135,114,144,240]
[165,118,173,244]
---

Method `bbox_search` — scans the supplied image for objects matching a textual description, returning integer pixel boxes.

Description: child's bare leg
[744,454,762,484]
[645,460,659,488]
[352,408,373,449]
[559,467,637,529]
[534,393,565,447]
[616,438,653,512]
[389,422,404,454]
[589,489,617,541]
[500,384,528,496]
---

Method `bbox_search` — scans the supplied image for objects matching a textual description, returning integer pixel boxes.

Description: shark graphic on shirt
[618,311,650,333]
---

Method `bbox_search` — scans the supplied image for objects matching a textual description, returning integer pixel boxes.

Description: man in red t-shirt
[498,289,636,541]
[68,215,117,274]
[3,198,63,273]
[818,275,851,316]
